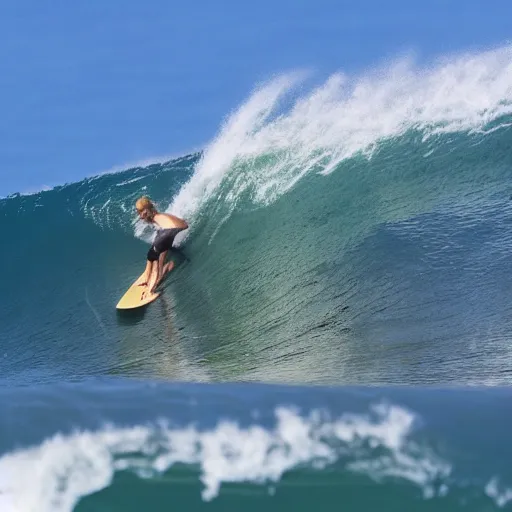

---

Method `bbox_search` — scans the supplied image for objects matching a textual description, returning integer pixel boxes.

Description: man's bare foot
[135,275,149,286]
[141,288,159,301]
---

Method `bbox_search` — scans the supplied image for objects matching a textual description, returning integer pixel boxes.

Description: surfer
[134,196,188,299]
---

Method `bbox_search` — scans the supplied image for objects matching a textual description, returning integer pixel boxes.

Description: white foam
[167,45,512,232]
[114,176,146,187]
[0,404,450,512]
[18,185,54,197]
[95,149,201,179]
[486,478,512,508]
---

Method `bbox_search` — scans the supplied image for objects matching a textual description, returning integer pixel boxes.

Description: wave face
[3,46,512,387]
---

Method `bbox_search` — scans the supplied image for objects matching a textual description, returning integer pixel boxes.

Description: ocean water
[2,46,512,510]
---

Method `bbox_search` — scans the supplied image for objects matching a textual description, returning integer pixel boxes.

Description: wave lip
[167,45,512,231]
[0,403,450,512]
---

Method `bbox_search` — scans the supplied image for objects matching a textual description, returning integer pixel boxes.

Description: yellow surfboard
[116,261,175,310]
[116,274,161,310]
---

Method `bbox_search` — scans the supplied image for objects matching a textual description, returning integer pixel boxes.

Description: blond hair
[135,196,157,221]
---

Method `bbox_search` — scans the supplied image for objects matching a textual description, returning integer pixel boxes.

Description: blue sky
[0,0,511,195]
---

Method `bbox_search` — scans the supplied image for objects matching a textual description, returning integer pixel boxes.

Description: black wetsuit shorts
[147,228,185,262]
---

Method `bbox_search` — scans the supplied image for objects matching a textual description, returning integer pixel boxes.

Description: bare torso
[152,212,188,230]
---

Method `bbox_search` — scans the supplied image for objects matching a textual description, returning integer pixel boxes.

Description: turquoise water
[2,48,512,510]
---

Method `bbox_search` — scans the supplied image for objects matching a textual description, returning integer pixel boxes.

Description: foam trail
[0,404,451,512]
[167,46,512,234]
[84,287,108,338]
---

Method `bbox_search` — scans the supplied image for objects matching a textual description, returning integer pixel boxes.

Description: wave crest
[0,404,450,512]
[168,46,512,230]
